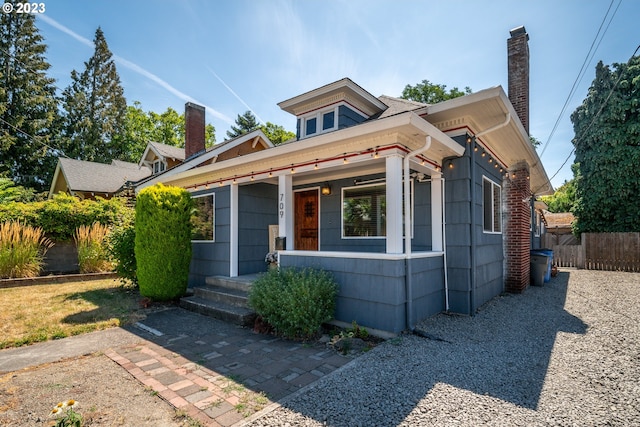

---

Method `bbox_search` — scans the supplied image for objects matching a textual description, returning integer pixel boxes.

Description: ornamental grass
[75,223,113,273]
[0,221,52,279]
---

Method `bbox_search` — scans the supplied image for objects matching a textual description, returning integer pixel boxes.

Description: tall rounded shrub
[135,184,193,300]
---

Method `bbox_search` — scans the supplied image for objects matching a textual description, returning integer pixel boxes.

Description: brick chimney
[507,26,529,134]
[185,102,206,159]
[503,162,531,293]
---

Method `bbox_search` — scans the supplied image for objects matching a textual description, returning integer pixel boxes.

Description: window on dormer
[300,106,338,138]
[152,159,166,175]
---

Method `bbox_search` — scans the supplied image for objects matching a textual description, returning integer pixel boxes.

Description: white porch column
[230,183,239,277]
[386,154,403,254]
[431,174,444,251]
[278,174,294,250]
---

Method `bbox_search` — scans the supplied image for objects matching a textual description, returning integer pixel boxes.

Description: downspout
[404,135,431,331]
[469,113,510,314]
[441,176,450,312]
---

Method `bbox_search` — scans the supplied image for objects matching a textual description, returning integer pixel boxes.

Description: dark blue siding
[189,187,230,285]
[238,183,278,275]
[280,253,444,334]
[443,134,505,314]
[338,105,366,129]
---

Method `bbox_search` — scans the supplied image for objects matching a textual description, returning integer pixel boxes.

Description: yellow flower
[49,407,61,417]
[56,402,64,408]
[66,399,76,407]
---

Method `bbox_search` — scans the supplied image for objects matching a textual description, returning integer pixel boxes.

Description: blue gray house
[137,27,552,335]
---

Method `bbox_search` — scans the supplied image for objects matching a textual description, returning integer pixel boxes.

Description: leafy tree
[0,177,37,203]
[226,110,260,139]
[0,12,59,191]
[260,122,295,145]
[401,79,472,104]
[570,56,640,233]
[61,27,127,163]
[530,136,542,149]
[122,102,216,162]
[540,178,577,213]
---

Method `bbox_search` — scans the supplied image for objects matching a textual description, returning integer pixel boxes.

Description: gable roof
[50,158,151,196]
[139,141,185,168]
[136,128,273,191]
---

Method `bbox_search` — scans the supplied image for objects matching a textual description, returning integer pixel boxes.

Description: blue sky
[36,0,639,188]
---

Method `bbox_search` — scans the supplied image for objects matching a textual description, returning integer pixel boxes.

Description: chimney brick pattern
[508,26,530,134]
[185,102,206,159]
[503,161,531,293]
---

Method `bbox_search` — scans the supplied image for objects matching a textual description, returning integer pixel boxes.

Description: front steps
[180,274,260,326]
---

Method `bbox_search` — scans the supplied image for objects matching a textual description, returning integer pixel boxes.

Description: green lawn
[0,279,146,349]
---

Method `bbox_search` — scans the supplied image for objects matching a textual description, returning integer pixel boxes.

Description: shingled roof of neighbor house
[58,158,151,194]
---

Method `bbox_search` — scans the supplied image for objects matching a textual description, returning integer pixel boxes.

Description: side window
[322,111,335,130]
[483,177,502,233]
[306,117,317,136]
[191,194,215,241]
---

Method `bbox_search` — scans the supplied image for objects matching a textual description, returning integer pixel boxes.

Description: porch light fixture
[321,182,332,196]
[448,161,454,169]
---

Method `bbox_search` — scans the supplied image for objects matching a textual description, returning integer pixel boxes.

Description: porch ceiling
[160,112,464,190]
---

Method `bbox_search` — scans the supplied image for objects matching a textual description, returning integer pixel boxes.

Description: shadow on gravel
[264,271,589,425]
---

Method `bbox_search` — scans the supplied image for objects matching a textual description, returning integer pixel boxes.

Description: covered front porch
[165,112,465,333]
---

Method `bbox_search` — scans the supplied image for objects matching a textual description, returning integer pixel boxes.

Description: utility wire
[535,44,640,192]
[0,117,69,157]
[539,0,622,158]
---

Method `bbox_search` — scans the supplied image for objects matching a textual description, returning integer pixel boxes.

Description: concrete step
[193,285,249,308]
[204,274,260,293]
[179,296,256,327]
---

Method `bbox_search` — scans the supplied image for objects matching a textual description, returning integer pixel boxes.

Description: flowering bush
[49,399,82,427]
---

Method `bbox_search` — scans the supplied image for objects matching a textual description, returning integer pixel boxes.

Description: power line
[538,0,622,158]
[535,44,640,192]
[0,117,68,157]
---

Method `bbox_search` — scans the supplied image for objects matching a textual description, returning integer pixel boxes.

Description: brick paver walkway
[106,308,351,426]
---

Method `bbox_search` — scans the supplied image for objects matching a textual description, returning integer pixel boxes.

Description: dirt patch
[0,353,196,427]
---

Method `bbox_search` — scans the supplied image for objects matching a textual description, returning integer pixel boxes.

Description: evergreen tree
[61,27,127,163]
[0,12,58,191]
[226,110,259,139]
[570,56,640,233]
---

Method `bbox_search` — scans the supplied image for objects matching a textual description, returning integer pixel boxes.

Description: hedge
[135,183,193,301]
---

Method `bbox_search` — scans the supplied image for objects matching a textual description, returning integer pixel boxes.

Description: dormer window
[153,159,166,175]
[300,107,341,139]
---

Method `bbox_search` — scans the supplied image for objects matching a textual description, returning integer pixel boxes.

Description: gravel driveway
[243,269,640,426]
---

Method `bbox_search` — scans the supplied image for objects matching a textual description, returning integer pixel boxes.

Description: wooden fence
[541,232,640,272]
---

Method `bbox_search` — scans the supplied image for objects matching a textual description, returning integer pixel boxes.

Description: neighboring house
[48,157,152,200]
[137,27,553,334]
[543,211,578,246]
[49,102,271,199]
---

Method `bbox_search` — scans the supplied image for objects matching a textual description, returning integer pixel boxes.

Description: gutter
[403,135,431,332]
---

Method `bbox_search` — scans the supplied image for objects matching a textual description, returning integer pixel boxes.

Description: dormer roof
[278,77,388,118]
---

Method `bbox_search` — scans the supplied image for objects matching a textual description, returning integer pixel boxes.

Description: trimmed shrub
[135,183,193,301]
[0,221,53,278]
[248,267,338,340]
[0,194,132,241]
[75,222,113,273]
[107,210,137,286]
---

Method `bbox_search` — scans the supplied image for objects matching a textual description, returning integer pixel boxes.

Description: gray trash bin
[530,253,548,287]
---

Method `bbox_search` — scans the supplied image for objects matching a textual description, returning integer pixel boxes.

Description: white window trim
[191,193,215,242]
[482,176,502,234]
[300,106,338,139]
[341,180,414,239]
[152,159,166,175]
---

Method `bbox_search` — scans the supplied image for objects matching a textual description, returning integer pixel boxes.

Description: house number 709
[279,193,284,218]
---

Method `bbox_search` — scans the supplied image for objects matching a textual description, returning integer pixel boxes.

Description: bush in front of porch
[248,267,338,340]
[135,184,193,301]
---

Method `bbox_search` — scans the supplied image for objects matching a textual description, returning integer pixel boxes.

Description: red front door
[294,189,319,250]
